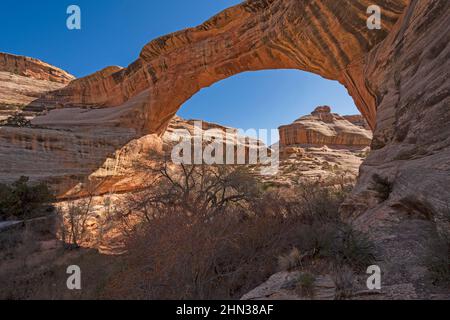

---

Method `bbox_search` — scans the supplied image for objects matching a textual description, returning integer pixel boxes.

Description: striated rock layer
[0,53,74,84]
[278,106,373,147]
[340,0,450,299]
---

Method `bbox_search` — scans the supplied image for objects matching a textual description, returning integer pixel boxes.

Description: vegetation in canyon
[0,176,54,221]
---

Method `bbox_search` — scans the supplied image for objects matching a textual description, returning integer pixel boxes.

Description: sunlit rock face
[0,0,449,298]
[278,106,373,147]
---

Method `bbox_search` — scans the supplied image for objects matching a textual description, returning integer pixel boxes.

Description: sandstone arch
[16,0,450,298]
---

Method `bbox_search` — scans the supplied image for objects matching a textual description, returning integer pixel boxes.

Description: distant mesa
[278,106,373,148]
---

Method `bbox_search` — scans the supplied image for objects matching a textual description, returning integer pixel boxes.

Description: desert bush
[0,176,54,221]
[330,224,376,271]
[124,162,261,222]
[290,221,376,272]
[290,179,353,224]
[274,178,376,274]
[107,207,300,299]
[104,164,306,299]
[333,265,354,300]
[57,189,95,249]
[0,113,31,127]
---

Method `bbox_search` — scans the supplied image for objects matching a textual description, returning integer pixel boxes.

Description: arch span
[41,0,409,133]
[21,0,450,298]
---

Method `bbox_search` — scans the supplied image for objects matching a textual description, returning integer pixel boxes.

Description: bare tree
[57,182,96,249]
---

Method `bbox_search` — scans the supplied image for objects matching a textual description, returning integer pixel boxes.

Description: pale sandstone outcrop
[78,115,267,197]
[0,109,265,198]
[278,106,373,147]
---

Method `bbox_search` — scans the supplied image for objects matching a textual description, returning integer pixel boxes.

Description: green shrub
[291,221,376,272]
[333,265,354,300]
[0,176,54,221]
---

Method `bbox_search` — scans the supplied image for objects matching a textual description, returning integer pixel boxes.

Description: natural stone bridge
[6,0,450,298]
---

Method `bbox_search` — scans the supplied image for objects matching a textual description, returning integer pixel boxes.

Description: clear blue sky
[1,0,358,141]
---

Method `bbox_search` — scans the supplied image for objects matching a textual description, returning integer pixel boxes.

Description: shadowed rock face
[279,106,373,147]
[0,0,449,298]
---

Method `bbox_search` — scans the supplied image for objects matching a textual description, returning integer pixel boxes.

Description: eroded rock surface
[241,272,336,300]
[32,0,409,133]
[0,53,75,120]
[0,0,449,299]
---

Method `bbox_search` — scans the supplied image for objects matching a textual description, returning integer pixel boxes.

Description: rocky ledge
[0,52,75,120]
